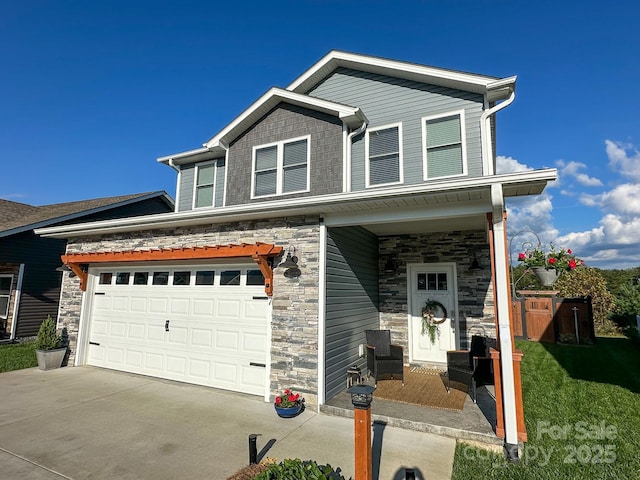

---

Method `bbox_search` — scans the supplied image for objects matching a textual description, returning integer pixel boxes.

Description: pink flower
[284,389,290,395]
[548,257,557,264]
[518,252,526,261]
[288,395,296,402]
[275,396,282,405]
[567,249,572,254]
[568,260,577,269]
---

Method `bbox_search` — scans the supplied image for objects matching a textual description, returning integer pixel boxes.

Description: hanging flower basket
[531,267,561,286]
[421,300,447,345]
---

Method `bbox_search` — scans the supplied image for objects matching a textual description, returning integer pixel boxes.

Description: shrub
[555,267,617,335]
[252,459,347,480]
[33,315,63,351]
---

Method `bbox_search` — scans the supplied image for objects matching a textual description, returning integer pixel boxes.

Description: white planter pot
[35,348,67,370]
[532,267,560,286]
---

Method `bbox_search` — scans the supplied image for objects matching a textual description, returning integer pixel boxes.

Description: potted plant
[34,315,66,370]
[273,389,304,418]
[517,244,584,286]
[421,299,447,345]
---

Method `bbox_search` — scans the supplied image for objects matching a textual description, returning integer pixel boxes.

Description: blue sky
[1,1,638,269]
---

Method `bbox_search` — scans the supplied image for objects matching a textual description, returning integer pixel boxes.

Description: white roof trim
[287,50,516,100]
[158,88,367,166]
[36,169,556,238]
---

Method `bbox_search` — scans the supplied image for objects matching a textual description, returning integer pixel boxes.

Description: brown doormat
[373,367,468,411]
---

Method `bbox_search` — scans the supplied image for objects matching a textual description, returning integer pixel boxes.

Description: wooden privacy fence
[511,293,595,344]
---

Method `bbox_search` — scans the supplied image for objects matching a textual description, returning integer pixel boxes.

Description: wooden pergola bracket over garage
[61,243,284,296]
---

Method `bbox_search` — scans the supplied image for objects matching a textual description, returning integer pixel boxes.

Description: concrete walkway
[0,367,455,479]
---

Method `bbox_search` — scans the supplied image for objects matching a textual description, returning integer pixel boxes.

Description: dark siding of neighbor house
[0,232,66,337]
[0,196,174,337]
[325,226,379,401]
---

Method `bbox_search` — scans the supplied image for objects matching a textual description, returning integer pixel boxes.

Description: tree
[555,267,617,335]
[611,281,640,328]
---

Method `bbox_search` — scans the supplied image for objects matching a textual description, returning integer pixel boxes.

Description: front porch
[322,381,501,448]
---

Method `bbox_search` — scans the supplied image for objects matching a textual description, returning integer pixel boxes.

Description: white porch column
[491,184,519,449]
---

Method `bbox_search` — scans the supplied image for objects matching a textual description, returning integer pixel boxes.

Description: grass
[452,338,640,480]
[0,342,38,372]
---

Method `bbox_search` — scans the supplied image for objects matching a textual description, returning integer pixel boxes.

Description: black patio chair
[446,335,493,403]
[365,329,404,386]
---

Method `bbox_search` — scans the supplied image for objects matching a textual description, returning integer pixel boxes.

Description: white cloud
[606,140,640,181]
[496,155,532,174]
[580,183,640,214]
[555,160,603,188]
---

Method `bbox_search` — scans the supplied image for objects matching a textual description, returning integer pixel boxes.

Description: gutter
[480,84,516,176]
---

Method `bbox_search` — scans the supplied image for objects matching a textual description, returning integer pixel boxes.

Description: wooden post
[354,406,372,480]
[512,350,527,441]
[490,347,505,439]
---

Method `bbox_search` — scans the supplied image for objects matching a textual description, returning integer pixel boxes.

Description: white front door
[408,263,458,364]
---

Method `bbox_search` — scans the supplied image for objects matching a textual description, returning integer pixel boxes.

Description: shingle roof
[0,192,170,235]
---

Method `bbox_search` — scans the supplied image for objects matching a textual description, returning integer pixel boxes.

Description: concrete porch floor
[321,381,502,448]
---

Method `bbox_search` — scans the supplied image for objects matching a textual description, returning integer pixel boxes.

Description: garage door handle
[250,362,266,368]
[165,320,170,332]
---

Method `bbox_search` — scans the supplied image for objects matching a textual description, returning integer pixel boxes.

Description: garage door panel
[193,299,214,316]
[191,329,213,347]
[128,323,145,340]
[113,296,130,311]
[216,330,239,351]
[243,332,267,354]
[218,299,240,317]
[147,325,166,342]
[149,297,168,313]
[126,349,143,367]
[170,299,190,315]
[145,353,164,371]
[168,327,188,346]
[213,362,237,383]
[87,265,268,396]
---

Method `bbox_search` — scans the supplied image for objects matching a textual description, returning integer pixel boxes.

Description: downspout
[491,184,519,456]
[345,121,368,193]
[480,89,515,176]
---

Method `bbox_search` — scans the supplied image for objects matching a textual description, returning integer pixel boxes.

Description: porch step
[320,386,503,448]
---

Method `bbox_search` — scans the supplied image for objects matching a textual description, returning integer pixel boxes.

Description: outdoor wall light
[56,264,76,278]
[470,253,483,270]
[347,384,376,410]
[279,246,299,268]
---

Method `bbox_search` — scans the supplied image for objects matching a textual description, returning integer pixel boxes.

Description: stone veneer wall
[378,230,496,363]
[58,216,321,407]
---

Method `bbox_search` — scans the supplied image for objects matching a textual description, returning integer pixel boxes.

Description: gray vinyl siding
[178,165,195,212]
[325,226,379,401]
[177,160,225,212]
[308,68,485,191]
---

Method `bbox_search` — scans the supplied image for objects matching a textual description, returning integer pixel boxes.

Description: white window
[194,162,216,208]
[0,275,13,319]
[252,136,310,198]
[366,124,403,187]
[422,110,467,180]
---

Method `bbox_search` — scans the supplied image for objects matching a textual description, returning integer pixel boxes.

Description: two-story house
[39,51,556,451]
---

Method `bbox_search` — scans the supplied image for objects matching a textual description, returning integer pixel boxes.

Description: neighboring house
[37,51,556,451]
[0,192,174,340]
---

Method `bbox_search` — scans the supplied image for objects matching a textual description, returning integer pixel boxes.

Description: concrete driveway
[0,367,455,479]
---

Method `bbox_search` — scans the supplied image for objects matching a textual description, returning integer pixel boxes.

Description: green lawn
[0,342,37,372]
[452,338,640,480]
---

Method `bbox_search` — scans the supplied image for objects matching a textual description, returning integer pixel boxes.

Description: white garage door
[86,264,269,396]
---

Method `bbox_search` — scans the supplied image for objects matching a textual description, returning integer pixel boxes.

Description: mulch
[373,366,468,411]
